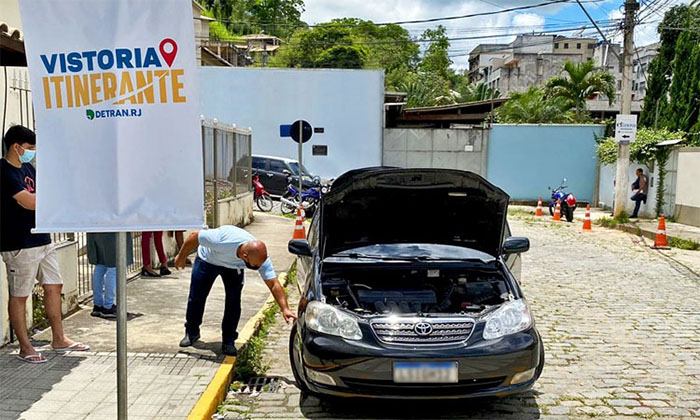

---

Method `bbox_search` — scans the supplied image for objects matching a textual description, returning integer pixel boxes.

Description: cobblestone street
[221,215,700,420]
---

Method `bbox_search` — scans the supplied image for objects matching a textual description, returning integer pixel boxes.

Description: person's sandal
[141,267,161,277]
[17,353,47,364]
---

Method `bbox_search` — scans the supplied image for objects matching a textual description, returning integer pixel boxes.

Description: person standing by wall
[141,231,170,277]
[87,232,133,318]
[1,125,89,363]
[630,168,648,218]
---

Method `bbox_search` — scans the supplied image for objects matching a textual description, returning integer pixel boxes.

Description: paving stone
[654,407,691,416]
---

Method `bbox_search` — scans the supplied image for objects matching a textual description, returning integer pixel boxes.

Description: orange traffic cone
[582,204,592,231]
[292,207,306,240]
[535,197,543,217]
[652,214,670,249]
[552,199,561,221]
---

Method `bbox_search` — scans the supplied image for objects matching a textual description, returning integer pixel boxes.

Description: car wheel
[256,193,273,212]
[289,324,314,396]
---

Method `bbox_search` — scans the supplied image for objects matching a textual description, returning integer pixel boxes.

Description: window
[588,43,595,49]
[577,43,581,49]
[269,159,288,173]
[617,80,622,90]
[554,43,559,49]
[252,157,268,170]
[564,43,569,48]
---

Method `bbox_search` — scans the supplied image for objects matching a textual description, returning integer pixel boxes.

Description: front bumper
[296,325,543,399]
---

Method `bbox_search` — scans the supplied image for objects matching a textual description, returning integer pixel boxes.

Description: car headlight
[482,299,532,340]
[306,301,362,340]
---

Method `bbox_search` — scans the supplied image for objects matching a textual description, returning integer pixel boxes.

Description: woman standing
[141,231,171,277]
[87,232,133,318]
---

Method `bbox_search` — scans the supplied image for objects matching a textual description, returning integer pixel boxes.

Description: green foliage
[546,60,616,122]
[596,127,686,165]
[494,87,574,124]
[418,26,452,80]
[398,72,455,108]
[640,4,700,132]
[455,82,501,102]
[668,237,700,251]
[199,0,305,39]
[32,290,50,330]
[595,212,630,228]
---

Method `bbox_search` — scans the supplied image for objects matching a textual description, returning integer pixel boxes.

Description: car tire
[289,324,315,397]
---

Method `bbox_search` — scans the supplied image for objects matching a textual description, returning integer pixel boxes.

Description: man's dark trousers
[185,257,244,345]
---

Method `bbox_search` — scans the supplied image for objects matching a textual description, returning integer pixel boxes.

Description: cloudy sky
[300,0,688,70]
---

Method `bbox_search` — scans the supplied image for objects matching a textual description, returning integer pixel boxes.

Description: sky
[300,0,690,70]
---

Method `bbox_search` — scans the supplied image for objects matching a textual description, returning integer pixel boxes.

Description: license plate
[393,362,459,384]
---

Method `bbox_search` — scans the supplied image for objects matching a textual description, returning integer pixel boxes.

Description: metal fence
[202,119,253,227]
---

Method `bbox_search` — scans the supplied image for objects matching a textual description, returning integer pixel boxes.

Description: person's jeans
[631,193,647,217]
[92,264,116,308]
[185,257,244,344]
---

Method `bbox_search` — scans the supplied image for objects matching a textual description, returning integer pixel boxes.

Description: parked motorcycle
[280,175,328,216]
[252,172,273,212]
[548,178,577,222]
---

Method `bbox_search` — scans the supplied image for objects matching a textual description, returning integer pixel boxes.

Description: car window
[252,157,268,170]
[308,215,319,248]
[269,159,287,173]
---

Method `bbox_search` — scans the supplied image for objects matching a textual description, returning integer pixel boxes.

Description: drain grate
[231,376,282,394]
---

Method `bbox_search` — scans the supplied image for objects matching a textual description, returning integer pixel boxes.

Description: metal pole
[298,123,303,200]
[613,0,638,217]
[116,231,128,420]
[213,125,219,227]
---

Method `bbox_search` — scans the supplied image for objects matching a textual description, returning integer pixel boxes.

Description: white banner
[19,0,203,232]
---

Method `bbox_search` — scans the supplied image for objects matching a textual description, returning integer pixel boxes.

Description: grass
[594,212,630,228]
[669,237,700,251]
[32,289,50,330]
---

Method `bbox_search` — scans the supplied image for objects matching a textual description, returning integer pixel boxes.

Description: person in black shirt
[1,125,89,363]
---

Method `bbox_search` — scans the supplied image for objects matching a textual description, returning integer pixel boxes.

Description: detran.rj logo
[39,38,186,110]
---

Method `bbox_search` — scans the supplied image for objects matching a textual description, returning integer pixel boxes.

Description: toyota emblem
[414,322,433,336]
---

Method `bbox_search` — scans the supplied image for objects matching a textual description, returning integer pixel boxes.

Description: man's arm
[174,230,199,269]
[264,277,297,323]
[13,190,36,210]
[641,176,648,194]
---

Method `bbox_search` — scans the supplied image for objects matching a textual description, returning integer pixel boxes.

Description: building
[240,34,282,67]
[632,42,659,100]
[192,1,251,67]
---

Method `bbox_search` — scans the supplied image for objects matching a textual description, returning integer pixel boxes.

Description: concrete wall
[382,128,488,176]
[675,148,700,227]
[487,124,604,202]
[598,149,679,218]
[216,192,254,228]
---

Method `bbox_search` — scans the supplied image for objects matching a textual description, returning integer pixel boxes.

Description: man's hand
[174,252,187,270]
[282,307,297,324]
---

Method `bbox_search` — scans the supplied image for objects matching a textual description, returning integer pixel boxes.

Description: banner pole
[116,231,128,420]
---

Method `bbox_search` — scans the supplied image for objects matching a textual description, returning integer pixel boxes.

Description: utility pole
[613,0,639,217]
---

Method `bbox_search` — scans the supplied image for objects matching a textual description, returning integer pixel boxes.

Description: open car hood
[321,168,509,259]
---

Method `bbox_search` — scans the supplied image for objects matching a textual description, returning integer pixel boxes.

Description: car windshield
[288,162,311,177]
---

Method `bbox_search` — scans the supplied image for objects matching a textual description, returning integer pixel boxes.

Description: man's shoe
[101,305,117,319]
[179,333,200,347]
[222,343,237,356]
[141,267,161,278]
[160,266,172,276]
[91,305,103,317]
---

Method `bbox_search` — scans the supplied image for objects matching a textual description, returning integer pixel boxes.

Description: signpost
[615,114,637,145]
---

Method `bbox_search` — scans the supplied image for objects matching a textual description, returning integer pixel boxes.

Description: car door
[252,157,274,192]
[268,159,290,196]
[503,221,523,283]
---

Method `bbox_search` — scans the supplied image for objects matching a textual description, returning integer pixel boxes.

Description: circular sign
[290,120,313,143]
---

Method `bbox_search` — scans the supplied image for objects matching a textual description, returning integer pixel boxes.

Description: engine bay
[321,266,512,316]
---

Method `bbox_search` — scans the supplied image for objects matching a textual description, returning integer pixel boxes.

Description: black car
[287,167,544,399]
[252,155,314,196]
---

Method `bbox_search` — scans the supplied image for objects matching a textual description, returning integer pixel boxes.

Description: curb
[186,271,290,420]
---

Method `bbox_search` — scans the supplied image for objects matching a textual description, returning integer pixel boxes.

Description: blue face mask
[18,146,35,163]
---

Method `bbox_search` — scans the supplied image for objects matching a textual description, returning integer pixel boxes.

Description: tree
[640,5,700,133]
[398,73,455,108]
[418,26,453,81]
[199,0,305,39]
[455,82,501,102]
[494,87,573,124]
[546,60,616,122]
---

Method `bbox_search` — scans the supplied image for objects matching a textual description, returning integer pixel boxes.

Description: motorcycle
[280,175,328,217]
[252,172,273,212]
[548,178,577,222]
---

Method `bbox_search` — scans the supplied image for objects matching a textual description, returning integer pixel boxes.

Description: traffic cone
[292,207,306,240]
[652,214,670,249]
[552,199,561,221]
[535,197,543,217]
[582,204,592,231]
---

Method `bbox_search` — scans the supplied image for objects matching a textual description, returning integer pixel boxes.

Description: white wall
[1,67,35,136]
[675,148,700,227]
[198,67,384,179]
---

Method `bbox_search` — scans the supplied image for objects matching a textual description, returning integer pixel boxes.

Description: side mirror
[282,169,291,176]
[288,239,312,256]
[503,237,530,255]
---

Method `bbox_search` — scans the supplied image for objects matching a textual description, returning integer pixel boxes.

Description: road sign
[291,120,313,143]
[615,114,637,145]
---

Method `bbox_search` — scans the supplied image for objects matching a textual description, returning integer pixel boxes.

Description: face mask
[18,146,36,163]
[245,261,261,270]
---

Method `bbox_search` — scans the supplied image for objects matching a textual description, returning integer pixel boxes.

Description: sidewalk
[0,212,295,420]
[510,205,700,244]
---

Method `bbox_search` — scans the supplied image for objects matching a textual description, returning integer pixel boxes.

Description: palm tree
[457,82,501,102]
[494,87,574,124]
[546,59,616,121]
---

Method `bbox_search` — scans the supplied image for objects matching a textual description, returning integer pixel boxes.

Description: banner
[19,0,203,232]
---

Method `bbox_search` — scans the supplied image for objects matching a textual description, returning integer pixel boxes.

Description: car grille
[340,377,507,396]
[370,317,475,345]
